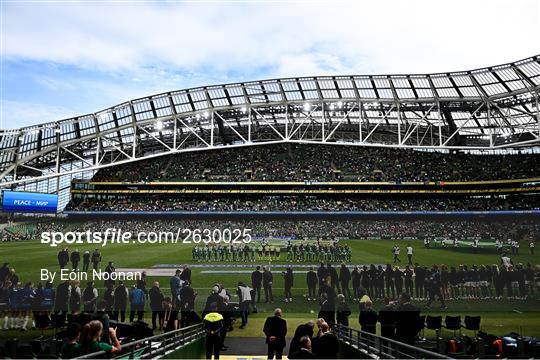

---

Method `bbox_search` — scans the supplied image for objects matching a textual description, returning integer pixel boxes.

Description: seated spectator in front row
[289,336,316,359]
[359,299,378,334]
[312,322,338,359]
[60,323,81,359]
[80,320,122,355]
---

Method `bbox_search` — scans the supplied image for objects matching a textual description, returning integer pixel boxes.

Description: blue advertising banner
[2,191,58,213]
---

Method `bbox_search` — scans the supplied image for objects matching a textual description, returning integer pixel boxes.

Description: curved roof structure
[0,54,539,208]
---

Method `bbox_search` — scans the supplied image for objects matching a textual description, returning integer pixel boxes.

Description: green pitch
[2,238,540,338]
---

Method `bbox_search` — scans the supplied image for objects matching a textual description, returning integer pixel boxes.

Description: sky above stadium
[1,0,539,129]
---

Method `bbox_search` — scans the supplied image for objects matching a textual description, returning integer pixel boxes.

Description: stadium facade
[1,55,539,209]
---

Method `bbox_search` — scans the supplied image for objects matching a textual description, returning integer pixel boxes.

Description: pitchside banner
[1,190,58,213]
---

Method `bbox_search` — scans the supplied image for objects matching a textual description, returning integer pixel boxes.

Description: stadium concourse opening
[0,55,540,360]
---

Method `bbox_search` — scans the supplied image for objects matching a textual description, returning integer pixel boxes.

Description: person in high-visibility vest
[203,303,224,360]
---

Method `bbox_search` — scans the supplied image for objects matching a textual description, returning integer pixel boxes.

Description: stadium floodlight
[155,121,164,131]
[303,102,312,111]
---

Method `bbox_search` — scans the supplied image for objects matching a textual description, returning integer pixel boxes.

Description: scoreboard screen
[1,190,58,213]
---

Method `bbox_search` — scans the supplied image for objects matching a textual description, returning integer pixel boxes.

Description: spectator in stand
[60,322,82,359]
[91,300,110,343]
[312,322,338,359]
[80,320,121,355]
[289,336,316,359]
[359,299,378,334]
[289,321,315,357]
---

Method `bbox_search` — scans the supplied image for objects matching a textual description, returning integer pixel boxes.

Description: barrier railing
[334,324,452,359]
[78,323,205,359]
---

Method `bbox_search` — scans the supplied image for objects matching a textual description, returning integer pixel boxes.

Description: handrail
[333,324,453,359]
[78,323,205,359]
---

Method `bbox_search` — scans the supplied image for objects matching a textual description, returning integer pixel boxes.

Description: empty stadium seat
[444,316,462,337]
[463,315,481,336]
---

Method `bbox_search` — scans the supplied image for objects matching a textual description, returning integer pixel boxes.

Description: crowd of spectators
[21,218,538,245]
[66,195,540,212]
[92,144,540,183]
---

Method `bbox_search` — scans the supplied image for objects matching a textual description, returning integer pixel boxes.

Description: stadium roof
[0,54,539,196]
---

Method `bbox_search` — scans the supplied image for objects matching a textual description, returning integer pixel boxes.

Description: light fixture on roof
[241,107,247,113]
[372,102,379,107]
[337,101,343,108]
[303,102,311,111]
[203,111,209,118]
[196,114,201,119]
[156,121,163,131]
[329,103,335,111]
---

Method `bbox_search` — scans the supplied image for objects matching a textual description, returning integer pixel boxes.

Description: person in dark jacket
[283,266,293,302]
[251,266,263,303]
[288,321,314,357]
[91,249,101,271]
[317,263,328,288]
[70,249,80,271]
[113,281,128,322]
[263,266,273,303]
[339,264,351,299]
[289,336,316,359]
[82,281,98,313]
[179,282,196,328]
[327,263,340,293]
[103,283,114,317]
[395,292,420,345]
[82,251,90,272]
[336,294,351,326]
[359,299,378,334]
[304,267,317,302]
[263,308,287,360]
[317,293,335,325]
[378,297,396,339]
[91,300,110,343]
[149,281,164,330]
[313,322,338,359]
[55,280,71,315]
[58,248,69,270]
[351,266,361,300]
[180,265,192,285]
